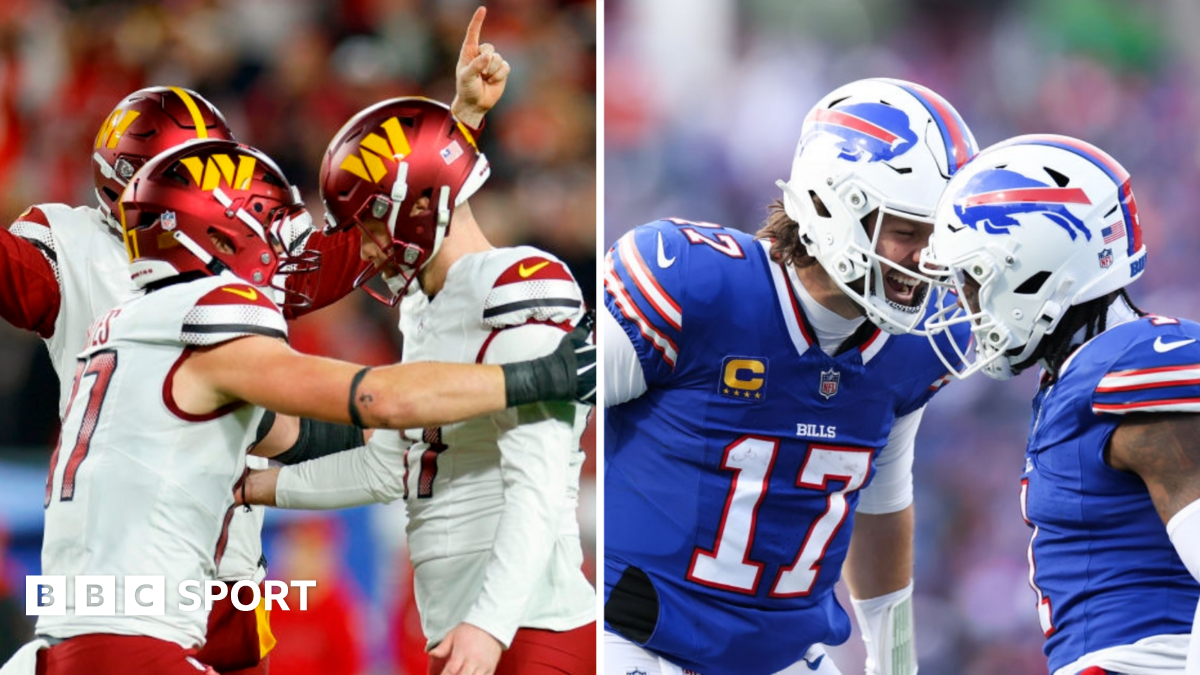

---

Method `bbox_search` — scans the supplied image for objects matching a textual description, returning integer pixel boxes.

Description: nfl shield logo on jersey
[819,368,840,399]
[1098,247,1113,269]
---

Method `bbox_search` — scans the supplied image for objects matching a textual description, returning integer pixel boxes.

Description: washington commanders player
[0,85,295,675]
[241,98,596,675]
[8,138,591,675]
[0,8,514,673]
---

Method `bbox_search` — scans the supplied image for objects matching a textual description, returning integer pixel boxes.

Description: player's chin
[376,261,404,279]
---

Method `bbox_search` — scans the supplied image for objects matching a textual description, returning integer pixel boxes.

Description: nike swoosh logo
[222,286,259,301]
[1154,336,1196,353]
[518,260,551,278]
[656,232,675,268]
[805,654,825,670]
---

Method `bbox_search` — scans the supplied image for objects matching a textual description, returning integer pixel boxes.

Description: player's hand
[568,311,596,406]
[428,622,502,675]
[450,6,510,130]
[236,468,279,507]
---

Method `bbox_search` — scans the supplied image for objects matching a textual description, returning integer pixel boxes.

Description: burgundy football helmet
[319,97,491,305]
[119,139,308,296]
[93,86,235,230]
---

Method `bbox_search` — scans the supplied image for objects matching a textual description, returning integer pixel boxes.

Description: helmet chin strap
[380,185,453,301]
[385,163,409,242]
[383,270,409,297]
[172,229,232,277]
[430,185,451,259]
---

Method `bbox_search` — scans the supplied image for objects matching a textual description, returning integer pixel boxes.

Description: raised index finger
[460,6,487,62]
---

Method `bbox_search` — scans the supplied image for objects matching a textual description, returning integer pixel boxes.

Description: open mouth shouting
[882,269,926,311]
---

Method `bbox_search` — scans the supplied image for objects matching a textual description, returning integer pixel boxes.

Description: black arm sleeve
[271,417,366,465]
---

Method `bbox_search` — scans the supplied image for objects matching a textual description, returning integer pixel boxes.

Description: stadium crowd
[0,1,595,673]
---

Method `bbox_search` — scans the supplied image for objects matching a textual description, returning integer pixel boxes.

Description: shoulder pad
[1092,317,1200,415]
[14,205,52,228]
[9,206,60,282]
[483,255,583,329]
[181,283,287,346]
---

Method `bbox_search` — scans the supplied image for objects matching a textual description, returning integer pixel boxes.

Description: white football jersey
[8,205,134,416]
[399,246,596,648]
[11,205,267,584]
[36,273,286,649]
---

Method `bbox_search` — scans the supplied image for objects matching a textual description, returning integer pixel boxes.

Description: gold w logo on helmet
[178,154,258,191]
[340,117,412,183]
[94,109,141,150]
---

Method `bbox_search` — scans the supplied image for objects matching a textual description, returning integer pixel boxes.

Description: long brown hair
[754,199,817,269]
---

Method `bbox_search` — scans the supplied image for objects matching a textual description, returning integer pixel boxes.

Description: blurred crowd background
[0,0,595,673]
[606,0,1200,673]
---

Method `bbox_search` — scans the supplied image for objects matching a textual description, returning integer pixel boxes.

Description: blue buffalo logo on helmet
[803,102,918,163]
[953,168,1092,241]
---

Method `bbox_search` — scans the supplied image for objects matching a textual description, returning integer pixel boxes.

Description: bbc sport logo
[26,575,316,616]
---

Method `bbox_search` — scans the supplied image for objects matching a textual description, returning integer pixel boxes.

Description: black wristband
[273,418,366,465]
[502,351,572,408]
[348,367,373,428]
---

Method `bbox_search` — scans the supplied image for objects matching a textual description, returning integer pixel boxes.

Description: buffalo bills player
[603,78,976,675]
[0,139,591,675]
[919,135,1200,674]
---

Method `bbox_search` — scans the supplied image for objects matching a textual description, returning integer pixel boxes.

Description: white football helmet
[919,134,1146,380]
[777,78,977,334]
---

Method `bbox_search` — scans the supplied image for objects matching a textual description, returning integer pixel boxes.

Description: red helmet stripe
[962,187,1092,207]
[812,108,900,145]
[901,81,974,171]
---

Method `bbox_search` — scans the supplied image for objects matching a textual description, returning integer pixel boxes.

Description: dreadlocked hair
[1016,288,1146,384]
[754,199,818,269]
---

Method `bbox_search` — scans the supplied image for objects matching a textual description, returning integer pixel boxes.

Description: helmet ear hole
[207,227,235,255]
[810,192,831,218]
[1044,167,1070,187]
[1013,271,1052,295]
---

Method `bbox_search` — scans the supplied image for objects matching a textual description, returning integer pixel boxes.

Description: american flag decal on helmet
[440,140,464,165]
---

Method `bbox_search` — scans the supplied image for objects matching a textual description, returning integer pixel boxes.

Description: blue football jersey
[603,218,963,675]
[1024,315,1200,673]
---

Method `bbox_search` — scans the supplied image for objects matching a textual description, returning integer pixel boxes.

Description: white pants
[1052,634,1190,675]
[604,630,842,675]
[0,640,49,675]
